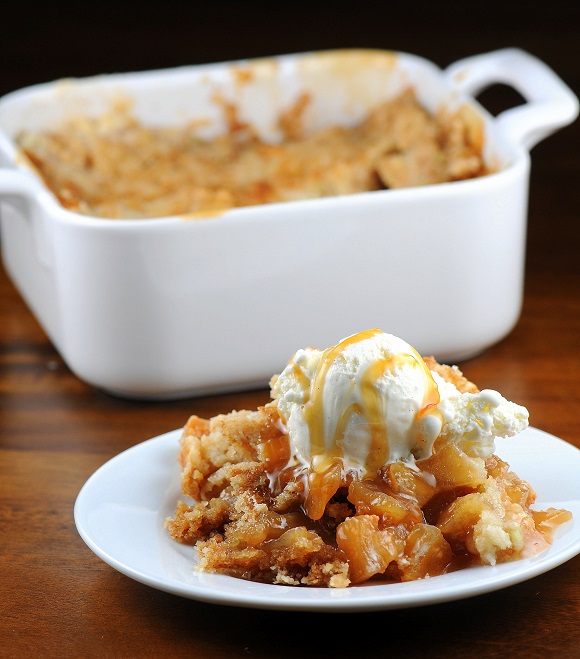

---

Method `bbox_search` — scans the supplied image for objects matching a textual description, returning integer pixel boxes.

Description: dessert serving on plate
[165,329,572,588]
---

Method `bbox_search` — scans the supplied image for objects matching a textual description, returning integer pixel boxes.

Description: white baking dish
[0,48,577,399]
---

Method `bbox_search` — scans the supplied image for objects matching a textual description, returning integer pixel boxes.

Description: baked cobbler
[165,330,571,588]
[17,90,488,219]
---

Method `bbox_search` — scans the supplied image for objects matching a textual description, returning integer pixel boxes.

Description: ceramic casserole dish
[0,48,577,399]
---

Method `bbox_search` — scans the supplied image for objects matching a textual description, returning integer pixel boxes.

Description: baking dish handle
[0,168,54,266]
[445,48,579,151]
[0,168,47,204]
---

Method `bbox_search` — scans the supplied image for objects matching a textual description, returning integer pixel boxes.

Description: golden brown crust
[17,90,488,219]
[178,403,280,500]
[423,356,480,394]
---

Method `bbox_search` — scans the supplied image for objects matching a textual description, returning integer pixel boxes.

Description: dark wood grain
[1,3,579,657]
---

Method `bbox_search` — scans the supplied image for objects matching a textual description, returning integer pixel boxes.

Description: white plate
[74,426,580,612]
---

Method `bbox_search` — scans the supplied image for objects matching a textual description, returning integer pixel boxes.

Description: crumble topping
[16,89,488,219]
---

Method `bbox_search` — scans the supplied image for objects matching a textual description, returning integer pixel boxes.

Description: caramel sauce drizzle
[292,329,442,519]
[302,328,382,461]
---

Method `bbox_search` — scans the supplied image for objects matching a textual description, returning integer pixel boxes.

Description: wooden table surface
[1,4,579,658]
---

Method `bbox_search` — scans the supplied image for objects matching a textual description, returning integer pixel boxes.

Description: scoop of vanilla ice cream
[271,329,529,478]
[433,372,529,459]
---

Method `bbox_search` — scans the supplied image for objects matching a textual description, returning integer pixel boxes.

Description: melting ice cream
[271,329,529,484]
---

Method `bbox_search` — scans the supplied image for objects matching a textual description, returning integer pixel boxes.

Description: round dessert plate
[74,426,580,612]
